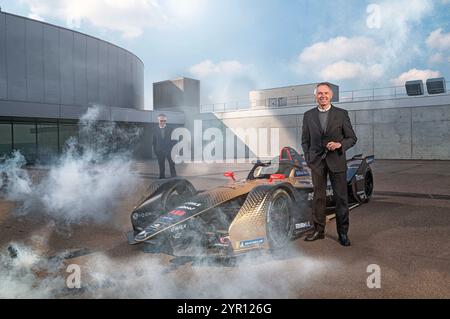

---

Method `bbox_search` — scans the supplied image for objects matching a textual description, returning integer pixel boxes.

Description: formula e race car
[126,147,374,256]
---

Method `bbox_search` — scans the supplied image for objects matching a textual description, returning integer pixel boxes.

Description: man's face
[158,117,167,128]
[315,85,333,108]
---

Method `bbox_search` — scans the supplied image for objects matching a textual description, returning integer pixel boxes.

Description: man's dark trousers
[301,105,357,236]
[311,161,349,235]
[157,152,176,179]
[153,125,177,179]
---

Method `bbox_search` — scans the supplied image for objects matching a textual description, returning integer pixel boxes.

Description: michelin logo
[239,238,265,248]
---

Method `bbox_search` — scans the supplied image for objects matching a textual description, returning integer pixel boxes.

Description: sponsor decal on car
[176,205,196,211]
[149,223,161,230]
[132,211,154,220]
[295,221,312,229]
[184,202,202,207]
[355,174,364,181]
[295,170,309,177]
[169,210,186,216]
[357,190,367,199]
[239,238,265,248]
[170,224,187,232]
[175,202,202,211]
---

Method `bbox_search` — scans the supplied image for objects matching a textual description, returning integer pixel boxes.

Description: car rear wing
[348,154,375,164]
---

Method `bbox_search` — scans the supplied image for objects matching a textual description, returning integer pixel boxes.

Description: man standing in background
[153,114,177,179]
[301,82,357,246]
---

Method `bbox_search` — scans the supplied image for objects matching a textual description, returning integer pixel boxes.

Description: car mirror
[224,171,236,181]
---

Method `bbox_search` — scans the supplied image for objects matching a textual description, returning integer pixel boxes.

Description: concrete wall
[153,77,200,109]
[249,82,339,108]
[196,94,450,160]
[0,11,144,110]
[349,106,450,160]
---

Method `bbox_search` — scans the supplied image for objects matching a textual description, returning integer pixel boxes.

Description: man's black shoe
[304,231,325,242]
[338,234,351,246]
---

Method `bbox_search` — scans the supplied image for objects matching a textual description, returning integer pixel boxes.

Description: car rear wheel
[266,188,293,251]
[363,170,374,203]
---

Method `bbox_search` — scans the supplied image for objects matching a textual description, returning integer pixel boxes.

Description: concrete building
[153,77,200,110]
[0,11,183,163]
[249,82,339,109]
[198,81,450,160]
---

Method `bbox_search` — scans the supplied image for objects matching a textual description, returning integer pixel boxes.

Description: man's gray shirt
[318,109,329,131]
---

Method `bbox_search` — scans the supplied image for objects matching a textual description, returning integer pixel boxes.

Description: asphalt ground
[0,160,449,298]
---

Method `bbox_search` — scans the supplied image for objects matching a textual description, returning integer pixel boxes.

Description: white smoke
[0,243,66,298]
[0,240,339,299]
[0,106,142,224]
[0,151,32,200]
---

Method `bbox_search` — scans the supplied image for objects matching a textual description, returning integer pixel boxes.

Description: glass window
[268,98,278,108]
[278,97,287,107]
[59,123,78,153]
[13,123,37,163]
[37,123,59,162]
[0,123,12,157]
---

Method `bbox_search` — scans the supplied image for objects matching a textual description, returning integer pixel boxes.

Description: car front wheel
[266,188,293,251]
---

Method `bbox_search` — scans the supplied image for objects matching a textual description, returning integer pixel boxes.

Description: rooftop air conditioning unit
[426,77,446,95]
[405,80,424,96]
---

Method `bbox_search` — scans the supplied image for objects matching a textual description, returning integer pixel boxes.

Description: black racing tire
[162,181,196,211]
[266,188,293,251]
[362,170,374,203]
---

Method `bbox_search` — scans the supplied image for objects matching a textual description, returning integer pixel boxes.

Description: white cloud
[187,60,258,106]
[375,0,433,38]
[298,36,382,64]
[19,0,177,38]
[368,0,434,65]
[189,60,250,78]
[320,61,383,81]
[426,28,450,51]
[296,36,385,82]
[391,68,441,86]
[295,0,435,85]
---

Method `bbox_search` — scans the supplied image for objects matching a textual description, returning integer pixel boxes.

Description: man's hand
[326,142,342,151]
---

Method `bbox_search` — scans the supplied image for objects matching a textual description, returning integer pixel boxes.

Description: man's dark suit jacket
[152,126,174,156]
[301,105,357,173]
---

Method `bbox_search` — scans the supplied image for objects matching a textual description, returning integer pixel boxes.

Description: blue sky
[1,0,449,109]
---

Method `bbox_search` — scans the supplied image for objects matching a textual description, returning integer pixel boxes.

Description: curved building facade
[0,11,144,110]
[0,11,183,163]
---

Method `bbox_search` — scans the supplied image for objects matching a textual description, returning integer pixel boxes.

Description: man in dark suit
[153,114,177,179]
[301,82,357,246]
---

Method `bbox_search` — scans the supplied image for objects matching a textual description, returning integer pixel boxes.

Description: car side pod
[224,171,236,181]
[269,174,286,183]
